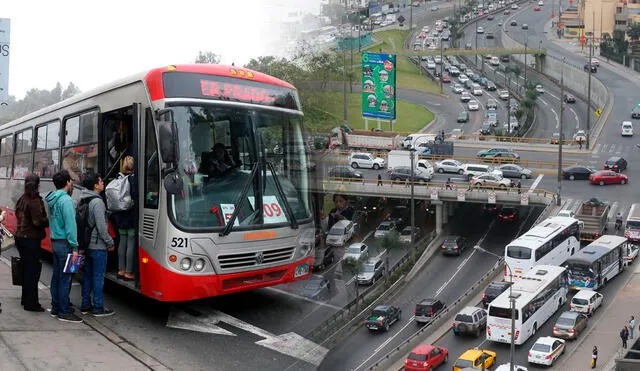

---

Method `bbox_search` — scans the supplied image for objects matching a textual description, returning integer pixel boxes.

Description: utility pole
[586,25,593,149]
[410,3,413,31]
[557,58,565,206]
[475,25,479,66]
[410,148,416,244]
[349,26,354,94]
[343,29,348,127]
[523,39,528,92]
[439,39,444,93]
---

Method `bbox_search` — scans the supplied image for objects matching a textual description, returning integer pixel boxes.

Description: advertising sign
[0,18,9,106]
[488,191,496,204]
[520,193,529,206]
[361,52,396,120]
[430,188,438,200]
[457,190,465,201]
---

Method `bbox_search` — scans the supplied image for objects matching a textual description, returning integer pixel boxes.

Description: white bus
[487,265,569,345]
[625,203,640,243]
[564,235,626,290]
[504,216,581,281]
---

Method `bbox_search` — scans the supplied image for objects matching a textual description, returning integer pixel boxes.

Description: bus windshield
[626,220,640,229]
[506,245,532,259]
[168,103,311,230]
[567,263,593,278]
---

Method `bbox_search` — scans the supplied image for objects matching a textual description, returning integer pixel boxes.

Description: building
[579,0,617,39]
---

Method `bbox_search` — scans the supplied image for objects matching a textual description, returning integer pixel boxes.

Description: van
[490,56,500,66]
[569,289,603,315]
[625,203,640,242]
[462,164,501,179]
[621,121,634,136]
[326,220,355,247]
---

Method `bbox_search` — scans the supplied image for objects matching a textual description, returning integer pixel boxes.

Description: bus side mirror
[158,121,178,164]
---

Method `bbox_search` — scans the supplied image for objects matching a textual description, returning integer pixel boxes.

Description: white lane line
[528,174,544,193]
[547,91,560,101]
[435,250,475,296]
[570,107,580,129]
[592,143,601,154]
[353,314,415,371]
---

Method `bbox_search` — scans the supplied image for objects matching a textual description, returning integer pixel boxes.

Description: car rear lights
[546,353,553,359]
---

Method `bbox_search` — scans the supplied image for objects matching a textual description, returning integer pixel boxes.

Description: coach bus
[0,64,316,301]
[625,203,640,243]
[564,235,626,290]
[487,265,568,345]
[503,215,581,281]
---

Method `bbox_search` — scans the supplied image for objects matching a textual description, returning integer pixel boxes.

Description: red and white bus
[0,64,315,301]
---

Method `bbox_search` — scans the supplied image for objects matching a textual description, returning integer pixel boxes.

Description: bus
[625,203,640,243]
[0,64,316,302]
[486,265,568,345]
[564,235,626,290]
[503,216,581,281]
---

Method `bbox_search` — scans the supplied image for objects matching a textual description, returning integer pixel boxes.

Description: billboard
[361,52,396,120]
[0,18,9,106]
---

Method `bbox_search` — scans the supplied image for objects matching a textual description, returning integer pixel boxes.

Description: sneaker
[57,313,83,323]
[48,308,58,318]
[80,306,92,315]
[92,309,115,317]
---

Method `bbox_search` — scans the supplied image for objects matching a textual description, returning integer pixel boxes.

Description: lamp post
[523,37,528,92]
[474,245,516,371]
[586,28,593,149]
[439,39,444,93]
[410,148,416,244]
[557,57,566,206]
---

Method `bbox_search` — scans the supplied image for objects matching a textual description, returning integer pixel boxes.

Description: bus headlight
[180,257,192,271]
[296,228,316,259]
[194,258,206,272]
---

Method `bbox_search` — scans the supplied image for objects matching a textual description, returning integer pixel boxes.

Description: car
[625,243,639,264]
[509,115,519,129]
[366,305,401,332]
[590,170,628,185]
[622,121,634,136]
[435,159,465,174]
[328,166,363,179]
[498,90,510,100]
[584,63,598,72]
[468,100,480,111]
[440,235,468,256]
[399,226,421,244]
[534,6,541,10]
[342,242,369,264]
[374,221,397,238]
[527,336,566,366]
[450,128,464,139]
[454,349,497,371]
[486,81,497,91]
[312,245,334,271]
[562,165,595,180]
[431,5,439,11]
[632,105,640,119]
[511,3,519,8]
[460,92,472,103]
[510,20,517,26]
[404,344,449,371]
[388,166,432,182]
[509,98,520,110]
[477,147,512,157]
[498,206,519,221]
[590,57,600,66]
[482,281,512,307]
[504,9,511,14]
[414,298,446,323]
[486,32,494,39]
[498,164,532,179]
[326,219,355,247]
[458,74,470,84]
[550,132,562,144]
[471,84,483,96]
[570,289,604,315]
[298,274,331,300]
[434,55,441,64]
[356,256,385,285]
[564,93,576,103]
[573,130,587,142]
[488,14,495,20]
[349,152,386,169]
[535,84,544,94]
[500,55,511,62]
[482,152,520,164]
[476,26,485,33]
[486,99,498,110]
[603,156,628,172]
[471,173,512,187]
[452,83,464,94]
[441,75,451,83]
[521,23,528,29]
[358,197,385,216]
[457,111,469,123]
[426,61,436,69]
[453,306,487,337]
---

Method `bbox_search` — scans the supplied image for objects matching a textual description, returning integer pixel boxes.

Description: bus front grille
[218,247,295,269]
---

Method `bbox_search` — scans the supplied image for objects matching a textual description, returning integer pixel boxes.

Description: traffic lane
[537,168,640,203]
[317,204,499,371]
[435,259,635,368]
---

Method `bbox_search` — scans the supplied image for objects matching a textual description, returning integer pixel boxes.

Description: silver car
[435,159,465,174]
[498,164,532,179]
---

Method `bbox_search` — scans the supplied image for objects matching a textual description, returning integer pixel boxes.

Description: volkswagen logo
[255,251,264,265]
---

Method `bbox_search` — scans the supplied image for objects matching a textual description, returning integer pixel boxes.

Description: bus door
[101,105,140,182]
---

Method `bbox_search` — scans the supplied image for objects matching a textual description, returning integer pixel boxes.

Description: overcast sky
[3,0,321,100]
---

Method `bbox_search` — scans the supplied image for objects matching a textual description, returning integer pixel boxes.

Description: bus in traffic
[486,265,569,345]
[625,203,640,243]
[503,216,581,281]
[564,235,626,290]
[0,64,316,302]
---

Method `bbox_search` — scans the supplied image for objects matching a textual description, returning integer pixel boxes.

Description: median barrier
[367,258,506,370]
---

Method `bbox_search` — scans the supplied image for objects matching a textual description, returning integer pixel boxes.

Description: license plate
[369,326,378,330]
[294,264,309,278]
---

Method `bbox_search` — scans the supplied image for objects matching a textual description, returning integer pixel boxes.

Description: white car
[343,243,369,263]
[435,159,465,174]
[535,84,545,94]
[538,0,544,5]
[477,26,485,33]
[374,221,396,238]
[621,121,634,136]
[574,130,587,142]
[471,84,483,96]
[470,173,512,187]
[570,289,603,315]
[460,92,472,102]
[498,90,510,100]
[422,26,430,32]
[458,74,470,84]
[326,219,355,247]
[528,337,565,366]
[591,57,600,66]
[452,84,464,94]
[468,99,480,111]
[490,56,500,66]
[426,61,436,69]
[399,226,421,243]
[625,243,639,264]
[349,152,386,169]
[434,55,442,64]
[511,3,519,9]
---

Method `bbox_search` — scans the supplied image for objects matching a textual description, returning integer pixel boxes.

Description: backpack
[76,196,100,250]
[105,173,133,212]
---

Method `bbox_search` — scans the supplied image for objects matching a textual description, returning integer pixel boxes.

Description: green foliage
[194,51,221,64]
[377,230,400,251]
[521,98,536,110]
[0,82,81,125]
[628,22,640,41]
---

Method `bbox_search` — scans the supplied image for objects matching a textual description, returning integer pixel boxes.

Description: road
[318,203,544,370]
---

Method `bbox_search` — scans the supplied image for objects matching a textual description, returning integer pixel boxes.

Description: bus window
[34,121,60,178]
[13,129,33,179]
[62,110,99,182]
[0,134,13,178]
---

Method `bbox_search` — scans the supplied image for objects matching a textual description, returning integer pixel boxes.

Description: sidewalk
[0,254,152,371]
[558,260,640,371]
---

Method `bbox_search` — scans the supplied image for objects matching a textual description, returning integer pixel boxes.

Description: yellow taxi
[453,349,497,371]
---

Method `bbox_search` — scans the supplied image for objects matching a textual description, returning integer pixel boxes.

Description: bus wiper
[220,163,260,237]
[266,161,298,230]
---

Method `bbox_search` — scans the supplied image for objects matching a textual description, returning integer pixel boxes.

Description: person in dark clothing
[621,326,630,349]
[327,194,354,230]
[14,174,49,312]
[592,346,598,368]
[377,173,383,186]
[113,156,138,281]
[517,180,522,194]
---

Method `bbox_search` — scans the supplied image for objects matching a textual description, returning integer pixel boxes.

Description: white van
[462,164,502,179]
[621,121,634,136]
[326,220,355,247]
[402,133,436,149]
[570,289,603,316]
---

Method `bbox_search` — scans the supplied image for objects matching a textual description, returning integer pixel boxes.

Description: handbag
[11,256,23,286]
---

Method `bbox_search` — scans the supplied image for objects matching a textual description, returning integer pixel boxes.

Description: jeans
[50,240,73,315]
[118,228,136,274]
[15,237,43,309]
[81,249,108,312]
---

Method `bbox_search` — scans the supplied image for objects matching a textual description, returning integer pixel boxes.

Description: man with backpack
[79,173,115,317]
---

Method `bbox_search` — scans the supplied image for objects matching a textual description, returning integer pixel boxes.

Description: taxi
[453,349,497,371]
[527,336,565,366]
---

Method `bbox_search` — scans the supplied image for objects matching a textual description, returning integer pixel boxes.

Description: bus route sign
[361,52,396,120]
[0,18,10,106]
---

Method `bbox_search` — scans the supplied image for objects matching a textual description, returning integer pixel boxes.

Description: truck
[572,199,611,242]
[402,133,437,149]
[329,127,402,151]
[414,141,454,156]
[387,150,434,176]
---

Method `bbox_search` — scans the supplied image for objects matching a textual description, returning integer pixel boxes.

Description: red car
[504,9,511,14]
[589,170,629,186]
[441,75,451,83]
[497,207,519,221]
[534,6,541,10]
[404,344,449,371]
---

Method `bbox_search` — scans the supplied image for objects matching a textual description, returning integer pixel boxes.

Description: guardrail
[366,258,506,370]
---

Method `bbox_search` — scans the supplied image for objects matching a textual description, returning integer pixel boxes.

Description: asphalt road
[318,203,545,370]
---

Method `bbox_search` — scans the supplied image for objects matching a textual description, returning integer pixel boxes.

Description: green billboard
[361,52,396,120]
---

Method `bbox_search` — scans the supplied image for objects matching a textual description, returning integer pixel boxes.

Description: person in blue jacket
[45,169,83,323]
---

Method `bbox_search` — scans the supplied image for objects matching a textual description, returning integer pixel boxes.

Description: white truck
[402,133,437,149]
[387,150,434,176]
[330,127,402,151]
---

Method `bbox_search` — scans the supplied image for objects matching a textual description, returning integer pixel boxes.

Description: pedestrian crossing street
[591,143,639,157]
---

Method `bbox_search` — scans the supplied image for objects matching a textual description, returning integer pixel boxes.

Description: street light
[557,57,566,206]
[474,245,516,371]
[410,147,416,244]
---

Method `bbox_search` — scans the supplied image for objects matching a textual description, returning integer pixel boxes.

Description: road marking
[352,314,417,371]
[528,174,543,192]
[569,107,580,129]
[435,250,475,296]
[592,143,601,154]
[547,91,560,101]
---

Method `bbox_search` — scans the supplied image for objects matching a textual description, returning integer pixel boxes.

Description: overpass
[313,178,555,234]
[397,47,545,57]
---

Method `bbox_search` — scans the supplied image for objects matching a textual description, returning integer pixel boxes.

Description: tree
[62,82,81,100]
[377,230,400,282]
[195,51,221,64]
[628,22,640,41]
